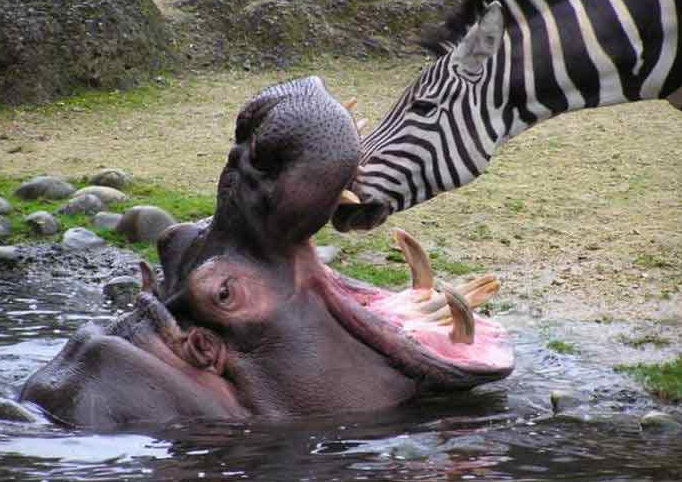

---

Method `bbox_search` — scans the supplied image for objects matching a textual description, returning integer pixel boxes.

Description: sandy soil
[1,59,680,327]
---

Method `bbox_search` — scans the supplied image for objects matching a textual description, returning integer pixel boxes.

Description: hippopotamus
[19,77,514,429]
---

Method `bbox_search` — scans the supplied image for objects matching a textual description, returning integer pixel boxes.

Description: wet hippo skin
[20,77,514,429]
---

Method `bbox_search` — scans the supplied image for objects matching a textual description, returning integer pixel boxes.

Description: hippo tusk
[394,229,434,291]
[343,97,358,111]
[356,118,369,134]
[437,274,500,309]
[446,291,475,344]
[339,189,361,205]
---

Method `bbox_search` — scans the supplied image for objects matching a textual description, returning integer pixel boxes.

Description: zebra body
[334,0,682,231]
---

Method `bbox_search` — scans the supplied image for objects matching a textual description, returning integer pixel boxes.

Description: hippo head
[20,78,513,429]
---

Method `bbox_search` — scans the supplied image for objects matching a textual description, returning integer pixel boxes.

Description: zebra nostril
[332,200,389,232]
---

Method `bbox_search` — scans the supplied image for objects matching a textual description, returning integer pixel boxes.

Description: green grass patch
[332,261,409,287]
[547,339,580,355]
[615,356,682,402]
[634,253,671,269]
[0,174,215,263]
[617,334,672,349]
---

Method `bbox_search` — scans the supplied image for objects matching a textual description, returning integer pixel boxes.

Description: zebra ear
[455,1,504,70]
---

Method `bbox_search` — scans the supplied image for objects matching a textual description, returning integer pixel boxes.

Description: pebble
[62,227,107,251]
[0,246,20,262]
[92,211,123,230]
[103,275,142,308]
[0,196,11,214]
[15,176,76,200]
[73,186,128,204]
[640,410,682,433]
[0,216,10,238]
[0,398,38,423]
[90,168,129,190]
[57,194,104,215]
[316,245,340,265]
[116,205,176,243]
[25,211,60,235]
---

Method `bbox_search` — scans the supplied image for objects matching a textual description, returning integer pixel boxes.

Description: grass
[0,174,214,263]
[617,334,672,349]
[615,356,682,402]
[547,339,580,355]
[331,260,409,287]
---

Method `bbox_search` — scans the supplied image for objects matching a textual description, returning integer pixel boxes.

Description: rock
[90,168,129,190]
[57,194,104,215]
[116,205,176,243]
[73,186,128,204]
[0,196,11,214]
[62,228,107,251]
[25,211,60,236]
[0,246,20,263]
[14,176,75,200]
[92,211,124,231]
[0,216,10,238]
[550,390,588,414]
[0,397,37,423]
[103,275,142,308]
[0,0,175,106]
[640,411,682,433]
[316,245,340,265]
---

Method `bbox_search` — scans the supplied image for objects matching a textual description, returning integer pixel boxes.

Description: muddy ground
[1,57,681,332]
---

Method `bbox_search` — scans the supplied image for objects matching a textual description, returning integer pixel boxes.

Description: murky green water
[1,249,680,482]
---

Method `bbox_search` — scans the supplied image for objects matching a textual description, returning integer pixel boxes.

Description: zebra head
[333,0,505,232]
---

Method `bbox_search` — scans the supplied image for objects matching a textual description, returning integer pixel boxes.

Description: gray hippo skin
[20,77,514,430]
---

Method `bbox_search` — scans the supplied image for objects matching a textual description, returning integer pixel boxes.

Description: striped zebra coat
[333,0,682,231]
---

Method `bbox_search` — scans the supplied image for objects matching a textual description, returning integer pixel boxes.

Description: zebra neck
[496,0,682,141]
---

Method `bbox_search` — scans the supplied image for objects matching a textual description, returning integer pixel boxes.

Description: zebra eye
[410,99,438,116]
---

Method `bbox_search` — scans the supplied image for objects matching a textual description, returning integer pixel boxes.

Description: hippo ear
[180,327,228,375]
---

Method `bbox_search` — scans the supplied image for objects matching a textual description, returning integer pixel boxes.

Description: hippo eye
[218,282,231,303]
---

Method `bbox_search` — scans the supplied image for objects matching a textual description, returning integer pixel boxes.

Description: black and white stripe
[355,0,682,214]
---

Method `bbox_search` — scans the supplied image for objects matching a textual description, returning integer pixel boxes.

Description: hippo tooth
[356,118,369,134]
[394,229,434,291]
[446,291,475,345]
[436,274,500,309]
[343,97,358,111]
[339,189,361,205]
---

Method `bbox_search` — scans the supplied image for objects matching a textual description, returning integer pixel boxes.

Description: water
[1,250,681,482]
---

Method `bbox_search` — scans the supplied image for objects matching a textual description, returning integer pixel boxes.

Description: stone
[0,216,10,238]
[0,196,11,214]
[640,410,682,433]
[73,186,128,204]
[0,397,37,423]
[92,211,124,231]
[15,176,75,200]
[316,245,340,265]
[550,390,588,414]
[57,194,104,215]
[116,205,176,243]
[0,246,20,262]
[25,211,60,236]
[62,228,107,251]
[90,168,130,190]
[103,275,142,308]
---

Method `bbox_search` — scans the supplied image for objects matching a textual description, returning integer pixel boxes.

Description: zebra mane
[419,0,489,56]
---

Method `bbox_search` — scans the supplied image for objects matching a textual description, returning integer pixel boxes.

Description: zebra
[332,0,682,231]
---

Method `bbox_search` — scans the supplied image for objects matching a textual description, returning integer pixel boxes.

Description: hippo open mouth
[20,77,513,429]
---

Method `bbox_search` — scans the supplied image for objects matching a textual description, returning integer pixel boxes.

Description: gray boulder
[73,186,128,204]
[116,205,176,243]
[92,211,124,231]
[0,246,20,263]
[15,176,75,200]
[0,216,10,238]
[0,196,11,214]
[0,397,37,423]
[62,227,107,251]
[0,0,175,105]
[25,211,59,235]
[640,411,682,433]
[57,194,104,215]
[90,168,130,190]
[103,275,142,308]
